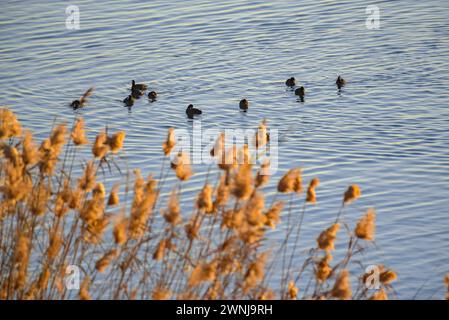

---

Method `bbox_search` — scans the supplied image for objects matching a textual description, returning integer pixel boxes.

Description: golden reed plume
[0,110,410,300]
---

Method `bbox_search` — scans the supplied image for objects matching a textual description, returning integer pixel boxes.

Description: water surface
[1,0,449,299]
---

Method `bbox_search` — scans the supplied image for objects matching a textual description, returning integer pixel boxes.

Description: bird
[285,77,296,87]
[131,88,144,99]
[239,98,249,111]
[186,104,202,118]
[123,95,134,107]
[131,80,148,91]
[336,76,346,89]
[295,86,305,98]
[70,87,94,109]
[148,91,158,101]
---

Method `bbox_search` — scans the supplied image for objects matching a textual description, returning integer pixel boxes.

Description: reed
[0,107,421,300]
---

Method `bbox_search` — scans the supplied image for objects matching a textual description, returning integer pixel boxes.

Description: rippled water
[1,0,449,299]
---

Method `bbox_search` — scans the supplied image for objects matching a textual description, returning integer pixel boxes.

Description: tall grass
[0,107,410,300]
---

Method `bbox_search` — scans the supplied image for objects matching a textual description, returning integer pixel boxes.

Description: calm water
[1,0,449,299]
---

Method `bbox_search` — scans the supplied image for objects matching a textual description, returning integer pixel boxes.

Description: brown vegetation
[0,108,407,300]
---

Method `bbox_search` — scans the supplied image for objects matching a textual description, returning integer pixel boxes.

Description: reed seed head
[95,249,118,273]
[71,118,89,146]
[107,131,126,153]
[343,184,361,204]
[0,108,22,139]
[129,174,157,239]
[49,124,67,154]
[113,216,128,245]
[171,152,192,181]
[255,161,270,188]
[277,168,301,193]
[355,208,376,241]
[245,192,266,227]
[288,281,298,300]
[93,182,106,200]
[316,253,332,282]
[264,201,284,229]
[306,178,319,204]
[22,130,39,166]
[231,164,253,200]
[369,288,388,300]
[380,268,397,285]
[188,261,218,286]
[214,174,229,209]
[78,161,96,191]
[317,223,340,252]
[152,287,171,300]
[153,239,167,261]
[254,119,268,149]
[92,131,110,158]
[79,277,92,300]
[197,184,214,213]
[210,132,225,158]
[162,189,181,225]
[331,269,352,300]
[162,128,176,156]
[107,184,120,206]
[243,253,267,292]
[47,232,63,261]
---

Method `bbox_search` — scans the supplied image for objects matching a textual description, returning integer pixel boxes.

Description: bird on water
[239,98,249,111]
[148,91,158,101]
[131,80,147,91]
[285,77,296,87]
[186,104,202,119]
[336,76,346,89]
[295,86,305,101]
[70,87,95,109]
[131,88,144,99]
[123,95,134,107]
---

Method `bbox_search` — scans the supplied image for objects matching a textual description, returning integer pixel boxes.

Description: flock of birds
[123,80,158,107]
[285,75,346,102]
[70,76,347,119]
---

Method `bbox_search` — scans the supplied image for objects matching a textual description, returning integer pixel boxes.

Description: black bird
[295,86,305,98]
[131,88,144,99]
[70,87,94,109]
[148,91,158,101]
[239,98,249,111]
[285,77,296,87]
[123,95,134,107]
[131,80,147,91]
[186,104,202,118]
[336,76,346,89]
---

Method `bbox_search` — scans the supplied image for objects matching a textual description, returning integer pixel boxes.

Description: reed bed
[1,107,440,300]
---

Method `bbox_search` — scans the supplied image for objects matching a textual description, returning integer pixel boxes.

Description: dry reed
[0,108,407,300]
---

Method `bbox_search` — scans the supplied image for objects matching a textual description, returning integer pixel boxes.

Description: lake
[1,0,449,299]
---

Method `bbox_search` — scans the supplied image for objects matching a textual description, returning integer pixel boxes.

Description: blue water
[1,0,449,299]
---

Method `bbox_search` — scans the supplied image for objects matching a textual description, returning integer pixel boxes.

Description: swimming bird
[131,80,148,91]
[131,88,144,99]
[186,104,202,118]
[148,91,158,101]
[123,95,134,107]
[295,86,305,97]
[239,98,249,111]
[285,77,296,87]
[295,86,305,102]
[336,76,346,89]
[70,87,94,109]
